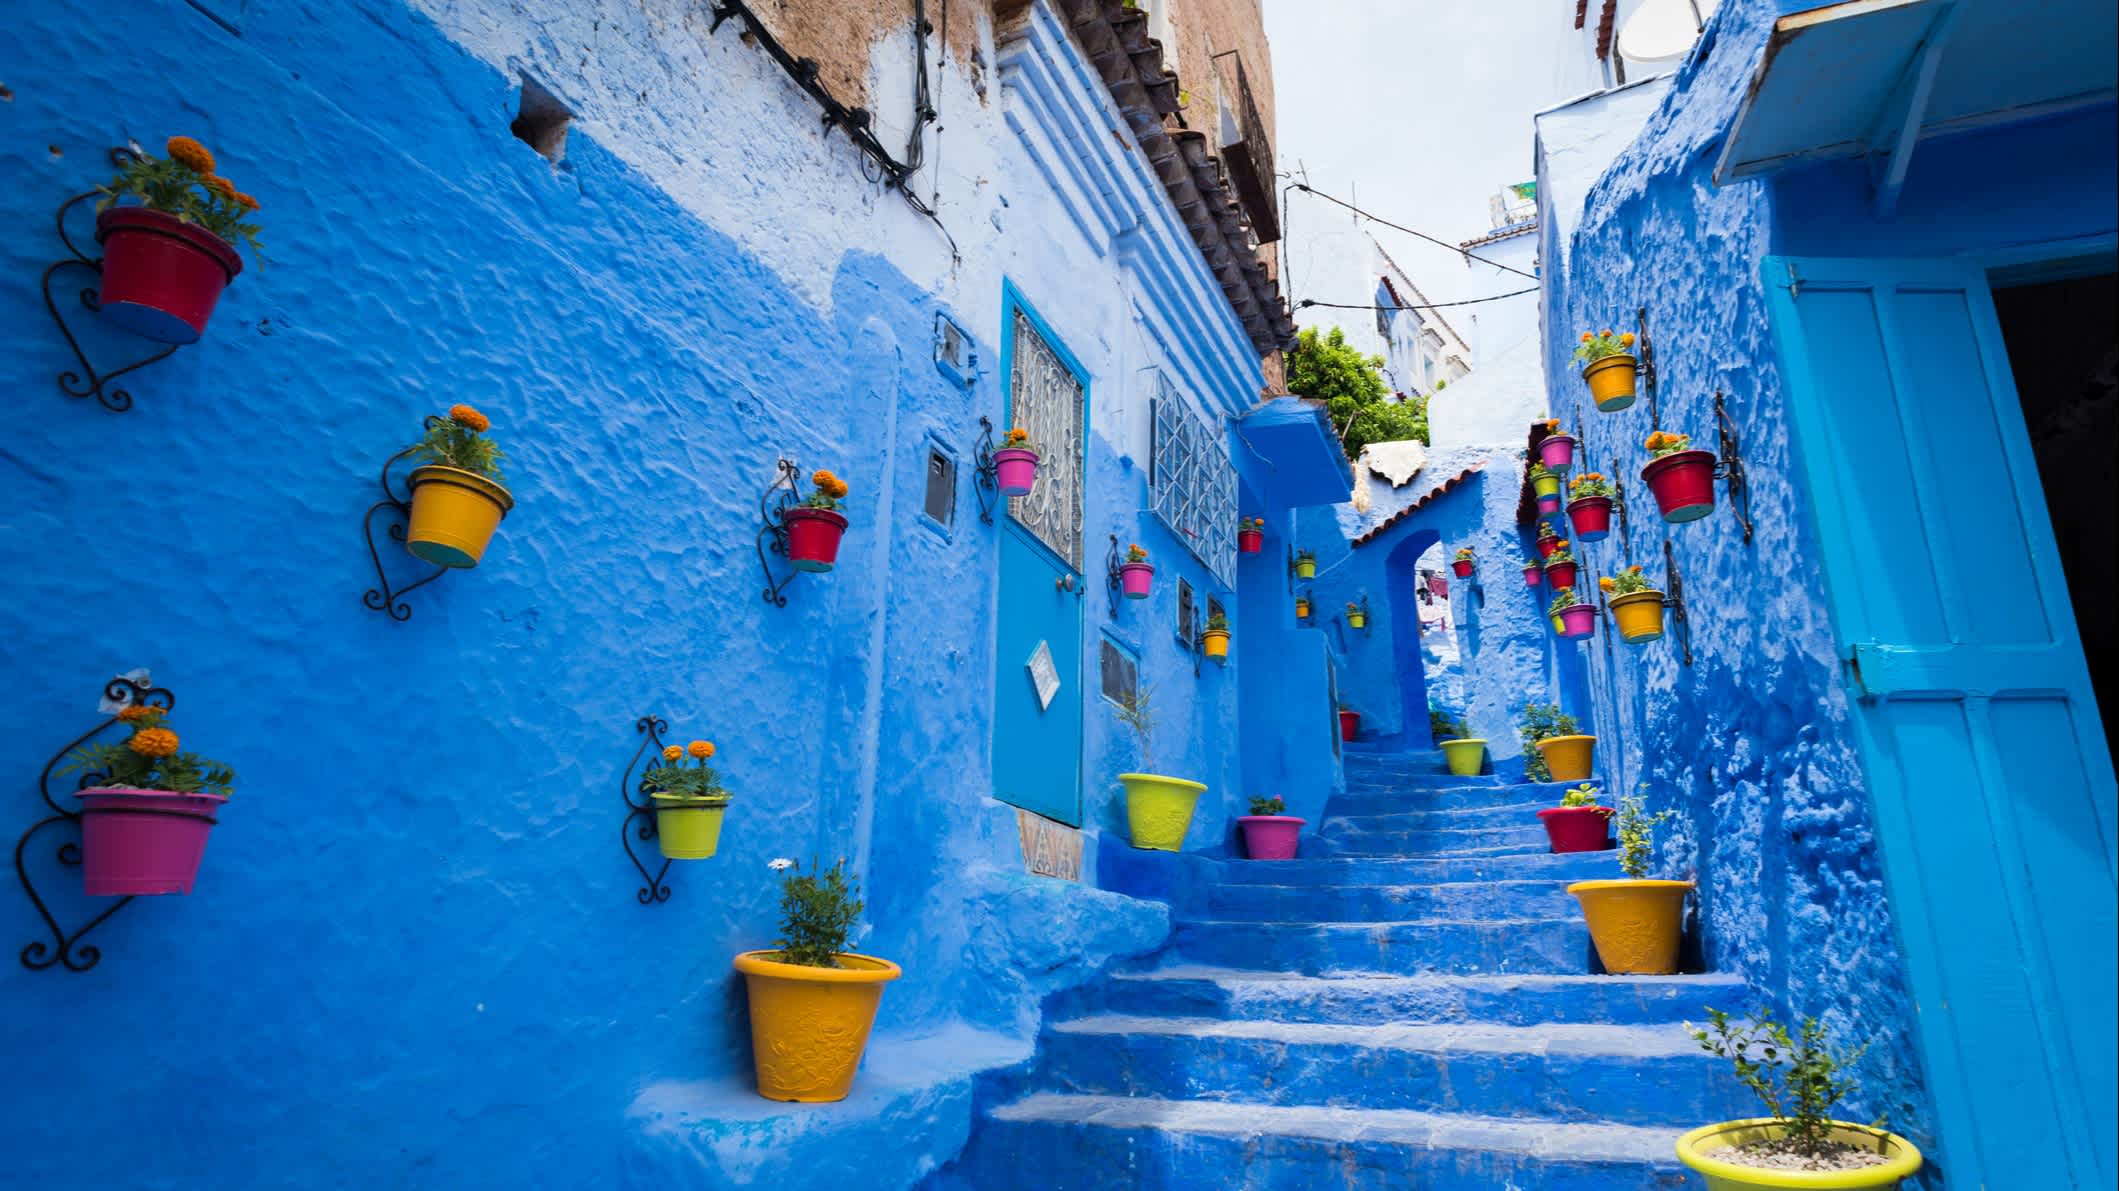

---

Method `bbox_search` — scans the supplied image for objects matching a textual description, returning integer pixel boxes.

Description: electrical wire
[1298,286,1541,313]
[1283,180,1541,281]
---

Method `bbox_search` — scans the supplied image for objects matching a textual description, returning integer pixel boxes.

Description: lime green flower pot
[1120,773,1206,851]
[652,795,729,860]
[1439,738,1487,776]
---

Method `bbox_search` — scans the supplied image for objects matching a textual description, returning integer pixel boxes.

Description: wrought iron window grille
[1149,375,1237,589]
[361,416,453,621]
[41,147,181,413]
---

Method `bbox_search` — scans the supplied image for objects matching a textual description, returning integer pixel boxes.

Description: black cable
[1284,180,1541,281]
[1299,286,1541,312]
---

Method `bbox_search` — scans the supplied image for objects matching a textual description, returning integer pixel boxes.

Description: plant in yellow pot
[1574,328,1639,411]
[1678,1008,1923,1188]
[1601,565,1669,643]
[1113,683,1204,851]
[404,404,513,567]
[1518,703,1577,782]
[1568,791,1692,975]
[1201,609,1230,664]
[735,857,900,1103]
[643,738,731,860]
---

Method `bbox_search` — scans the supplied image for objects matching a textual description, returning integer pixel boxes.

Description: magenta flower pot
[1558,604,1598,638]
[75,787,227,896]
[1523,564,1541,587]
[1238,815,1305,860]
[1537,434,1577,473]
[991,447,1040,498]
[1121,562,1154,599]
[1537,492,1563,514]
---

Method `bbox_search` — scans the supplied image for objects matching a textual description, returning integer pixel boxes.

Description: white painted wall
[1533,76,1674,273]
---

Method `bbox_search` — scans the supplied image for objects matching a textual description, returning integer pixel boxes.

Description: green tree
[1285,326,1429,458]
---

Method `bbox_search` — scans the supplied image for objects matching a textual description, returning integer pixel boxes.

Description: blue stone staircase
[929,749,1750,1189]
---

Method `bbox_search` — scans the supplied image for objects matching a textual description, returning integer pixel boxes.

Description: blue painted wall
[0,1,1331,1184]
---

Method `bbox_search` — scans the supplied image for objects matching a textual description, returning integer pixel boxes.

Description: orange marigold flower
[688,740,715,759]
[236,192,261,211]
[202,174,238,201]
[832,479,851,498]
[117,705,157,723]
[662,745,683,762]
[813,470,837,489]
[449,404,490,432]
[1619,332,1636,347]
[166,136,216,174]
[129,727,180,758]
[1599,577,1616,591]
[1579,332,1593,343]
[1599,328,1613,338]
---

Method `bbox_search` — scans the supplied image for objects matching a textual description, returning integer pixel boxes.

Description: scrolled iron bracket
[1637,305,1660,429]
[755,458,803,607]
[1712,390,1755,545]
[361,416,450,621]
[620,715,674,906]
[42,148,180,413]
[1610,454,1633,563]
[1103,534,1124,620]
[15,675,174,972]
[971,416,1000,525]
[1664,538,1694,667]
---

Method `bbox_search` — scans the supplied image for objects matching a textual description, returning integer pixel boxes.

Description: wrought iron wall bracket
[1637,305,1660,429]
[42,149,180,413]
[1712,391,1755,545]
[1664,538,1694,666]
[1609,455,1633,562]
[620,715,674,906]
[15,676,173,972]
[755,458,806,608]
[361,416,450,620]
[971,416,1000,525]
[1103,534,1124,620]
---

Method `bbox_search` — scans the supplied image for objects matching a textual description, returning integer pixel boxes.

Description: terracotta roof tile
[1351,463,1483,547]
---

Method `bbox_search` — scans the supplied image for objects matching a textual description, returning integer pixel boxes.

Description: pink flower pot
[784,506,849,572]
[1558,603,1598,638]
[1641,449,1718,524]
[76,787,227,896]
[1537,434,1577,473]
[1121,562,1154,599]
[1523,564,1541,587]
[1545,560,1578,590]
[991,447,1040,498]
[1238,528,1263,554]
[1567,496,1614,542]
[1537,805,1613,853]
[1238,815,1306,860]
[1537,492,1563,514]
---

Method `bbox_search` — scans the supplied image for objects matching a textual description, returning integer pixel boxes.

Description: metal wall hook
[361,416,451,620]
[619,716,674,906]
[42,148,182,413]
[1712,390,1754,545]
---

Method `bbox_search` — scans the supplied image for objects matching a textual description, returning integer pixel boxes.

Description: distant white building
[1424,184,1551,450]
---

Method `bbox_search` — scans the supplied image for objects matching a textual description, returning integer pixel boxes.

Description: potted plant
[1601,566,1667,643]
[1344,601,1367,630]
[991,427,1040,497]
[1536,783,1613,853]
[785,468,853,572]
[1518,702,1578,782]
[1521,557,1543,587]
[1238,795,1305,860]
[1542,540,1578,590]
[1201,609,1230,664]
[1535,418,1576,472]
[93,135,260,344]
[1294,549,1317,579]
[1679,1009,1924,1188]
[1451,547,1476,578]
[1113,684,1206,851]
[1641,431,1718,524]
[1550,586,1596,639]
[1535,521,1562,558]
[1295,593,1312,620]
[734,857,901,1102]
[1237,516,1265,555]
[1528,461,1564,513]
[1574,328,1639,411]
[404,404,515,568]
[1431,709,1485,777]
[1567,790,1691,974]
[643,738,731,860]
[1120,543,1154,599]
[1565,471,1616,542]
[1337,702,1360,742]
[1535,724,1597,782]
[63,703,234,896]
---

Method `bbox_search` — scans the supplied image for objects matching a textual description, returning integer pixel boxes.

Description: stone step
[1031,1016,1751,1126]
[1328,779,1578,816]
[1069,967,1750,1027]
[1320,821,1557,856]
[1165,917,1592,976]
[944,1095,1688,1190]
[1325,799,1559,831]
[1208,850,1624,887]
[1202,877,1580,922]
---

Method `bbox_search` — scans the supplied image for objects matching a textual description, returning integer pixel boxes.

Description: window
[1149,373,1237,588]
[922,445,956,527]
[511,75,573,163]
[1009,308,1086,568]
[1175,578,1196,649]
[1099,634,1139,706]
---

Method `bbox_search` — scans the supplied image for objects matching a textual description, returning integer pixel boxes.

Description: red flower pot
[1121,562,1154,599]
[784,506,849,572]
[1338,710,1360,741]
[1545,560,1578,589]
[1567,496,1614,542]
[1451,559,1475,578]
[1558,603,1598,638]
[1239,815,1306,860]
[1522,563,1541,587]
[1536,535,1561,558]
[1537,434,1577,472]
[1641,450,1718,524]
[76,787,227,895]
[94,207,244,344]
[1536,805,1613,853]
[991,447,1040,497]
[1238,528,1263,554]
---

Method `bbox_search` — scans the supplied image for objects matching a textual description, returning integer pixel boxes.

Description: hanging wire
[1282,179,1542,281]
[1298,286,1541,313]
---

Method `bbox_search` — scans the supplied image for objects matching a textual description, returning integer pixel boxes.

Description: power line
[1283,180,1541,281]
[1298,286,1541,313]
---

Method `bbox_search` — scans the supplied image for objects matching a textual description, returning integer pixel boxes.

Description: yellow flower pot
[1202,628,1229,662]
[1536,734,1597,782]
[651,795,728,860]
[1347,612,1366,630]
[1439,738,1486,776]
[406,465,513,568]
[1610,589,1667,642]
[1676,1119,1923,1189]
[1121,773,1206,851]
[1550,614,1566,634]
[1583,353,1638,411]
[1295,557,1316,579]
[1568,879,1693,974]
[734,949,901,1102]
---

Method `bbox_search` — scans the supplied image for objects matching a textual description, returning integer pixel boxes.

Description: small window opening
[923,446,957,527]
[1175,578,1196,649]
[1100,635,1138,706]
[512,76,572,163]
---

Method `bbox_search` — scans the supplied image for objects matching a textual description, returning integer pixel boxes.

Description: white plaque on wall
[1027,641,1060,710]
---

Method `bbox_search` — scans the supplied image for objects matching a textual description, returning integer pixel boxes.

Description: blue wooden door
[1765,255,2116,1188]
[991,295,1087,826]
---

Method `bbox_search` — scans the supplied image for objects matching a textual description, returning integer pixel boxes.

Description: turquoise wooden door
[991,292,1087,826]
[1765,255,2116,1188]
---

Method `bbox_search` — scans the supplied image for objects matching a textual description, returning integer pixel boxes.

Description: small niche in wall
[922,444,957,528]
[1099,634,1138,706]
[1175,578,1196,648]
[511,75,572,163]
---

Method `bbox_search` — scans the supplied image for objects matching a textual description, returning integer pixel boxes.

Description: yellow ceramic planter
[651,796,728,860]
[1438,738,1486,777]
[1584,353,1638,411]
[1676,1119,1923,1189]
[1536,734,1597,782]
[406,465,513,568]
[734,949,901,1102]
[1121,773,1206,851]
[1294,557,1317,579]
[1531,472,1563,500]
[1568,879,1693,974]
[1202,629,1229,662]
[1347,612,1366,630]
[1611,589,1667,642]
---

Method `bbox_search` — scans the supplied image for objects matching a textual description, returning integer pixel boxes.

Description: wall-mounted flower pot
[1238,815,1305,860]
[1522,563,1541,587]
[76,786,227,896]
[1610,590,1668,642]
[1549,613,1566,634]
[1347,610,1366,630]
[1537,434,1577,473]
[1535,734,1596,781]
[1120,562,1154,599]
[1338,710,1360,742]
[1567,496,1613,542]
[1544,560,1578,590]
[1238,528,1263,554]
[1567,879,1693,974]
[991,447,1040,497]
[1641,450,1718,523]
[1583,354,1637,411]
[650,795,729,860]
[1536,535,1561,559]
[1531,471,1563,504]
[1202,628,1229,663]
[406,466,514,568]
[93,207,244,344]
[734,949,901,1102]
[1536,805,1612,853]
[1121,773,1206,851]
[1295,597,1312,619]
[1294,555,1317,579]
[1558,604,1598,638]
[1438,738,1486,776]
[784,506,850,572]
[1451,559,1475,578]
[1675,1119,1923,1190]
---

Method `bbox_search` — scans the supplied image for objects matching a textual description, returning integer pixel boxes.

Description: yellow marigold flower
[129,727,180,758]
[449,404,490,432]
[687,740,714,759]
[662,745,682,762]
[166,136,216,174]
[1600,577,1616,591]
[202,174,238,201]
[1619,332,1636,347]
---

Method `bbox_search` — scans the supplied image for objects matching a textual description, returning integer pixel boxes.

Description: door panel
[1766,254,2116,1189]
